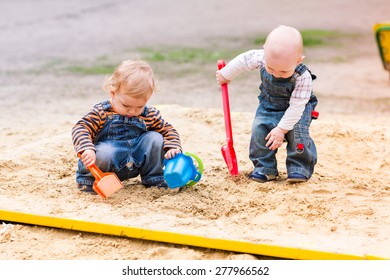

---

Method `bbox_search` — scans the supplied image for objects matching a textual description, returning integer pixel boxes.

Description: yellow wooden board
[374,22,390,71]
[0,209,386,260]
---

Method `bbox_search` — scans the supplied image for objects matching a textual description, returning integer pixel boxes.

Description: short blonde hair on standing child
[103,60,157,97]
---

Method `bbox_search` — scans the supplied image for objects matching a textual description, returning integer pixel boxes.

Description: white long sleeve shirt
[219,49,313,131]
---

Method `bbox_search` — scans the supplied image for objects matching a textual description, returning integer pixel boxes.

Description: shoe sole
[77,185,96,193]
[249,176,276,183]
[287,178,307,183]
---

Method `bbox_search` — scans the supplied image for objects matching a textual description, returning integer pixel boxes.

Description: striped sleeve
[142,107,182,151]
[71,104,107,155]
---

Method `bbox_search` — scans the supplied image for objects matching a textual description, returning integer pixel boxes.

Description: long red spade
[218,60,239,175]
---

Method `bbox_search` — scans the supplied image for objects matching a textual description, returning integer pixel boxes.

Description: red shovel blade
[221,144,239,176]
[218,59,239,176]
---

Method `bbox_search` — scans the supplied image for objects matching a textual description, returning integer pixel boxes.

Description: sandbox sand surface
[0,0,389,260]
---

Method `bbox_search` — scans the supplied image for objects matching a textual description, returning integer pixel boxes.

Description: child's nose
[128,108,140,116]
[273,72,282,78]
[269,70,279,77]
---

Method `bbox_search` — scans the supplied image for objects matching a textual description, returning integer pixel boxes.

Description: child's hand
[165,148,181,159]
[80,149,96,167]
[265,127,288,150]
[216,71,230,85]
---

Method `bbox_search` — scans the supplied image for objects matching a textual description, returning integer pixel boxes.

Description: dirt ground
[0,0,390,260]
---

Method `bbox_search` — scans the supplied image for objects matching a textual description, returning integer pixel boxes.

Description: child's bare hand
[265,127,287,150]
[165,148,181,159]
[216,71,230,85]
[80,149,96,167]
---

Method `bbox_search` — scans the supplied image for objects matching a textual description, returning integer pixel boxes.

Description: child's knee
[95,142,120,170]
[251,123,269,143]
[146,131,163,144]
[95,142,116,161]
[143,131,164,151]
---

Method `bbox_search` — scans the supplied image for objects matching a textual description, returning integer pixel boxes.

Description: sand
[0,0,389,260]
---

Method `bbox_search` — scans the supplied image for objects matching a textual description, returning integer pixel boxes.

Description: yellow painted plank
[374,22,390,70]
[0,209,386,260]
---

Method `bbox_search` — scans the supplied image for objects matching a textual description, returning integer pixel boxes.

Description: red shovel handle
[218,60,225,70]
[217,60,233,145]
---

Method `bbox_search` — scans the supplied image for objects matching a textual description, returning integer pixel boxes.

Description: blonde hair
[103,60,157,97]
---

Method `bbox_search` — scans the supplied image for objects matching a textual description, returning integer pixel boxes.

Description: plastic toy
[217,60,239,175]
[164,152,203,188]
[374,22,390,79]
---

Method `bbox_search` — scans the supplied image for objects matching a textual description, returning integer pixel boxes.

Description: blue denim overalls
[76,101,165,188]
[249,64,318,179]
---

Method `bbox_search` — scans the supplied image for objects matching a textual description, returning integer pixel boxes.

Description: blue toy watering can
[164,152,204,188]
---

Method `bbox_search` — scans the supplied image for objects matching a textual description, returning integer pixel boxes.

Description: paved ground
[1,0,389,72]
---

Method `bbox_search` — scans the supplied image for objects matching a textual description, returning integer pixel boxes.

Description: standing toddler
[216,25,318,183]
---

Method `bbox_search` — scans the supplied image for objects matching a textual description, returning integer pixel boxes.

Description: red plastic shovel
[218,60,239,175]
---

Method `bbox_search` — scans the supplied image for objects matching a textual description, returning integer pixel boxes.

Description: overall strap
[296,63,317,81]
[101,100,112,111]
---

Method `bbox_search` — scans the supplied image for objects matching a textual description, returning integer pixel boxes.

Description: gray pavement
[1,0,389,72]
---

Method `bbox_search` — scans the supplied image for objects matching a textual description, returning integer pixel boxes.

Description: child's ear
[109,90,115,99]
[298,55,305,63]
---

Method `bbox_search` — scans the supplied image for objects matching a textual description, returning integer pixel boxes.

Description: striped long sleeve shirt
[72,101,181,155]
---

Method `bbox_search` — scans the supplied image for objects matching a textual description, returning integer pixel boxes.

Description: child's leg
[131,131,165,186]
[75,140,134,191]
[285,103,317,179]
[75,159,95,191]
[249,111,279,176]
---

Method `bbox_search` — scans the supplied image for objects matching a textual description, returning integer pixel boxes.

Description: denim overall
[249,64,318,179]
[76,101,165,188]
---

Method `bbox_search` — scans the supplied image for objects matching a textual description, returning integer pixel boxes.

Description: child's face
[264,54,302,79]
[110,89,152,118]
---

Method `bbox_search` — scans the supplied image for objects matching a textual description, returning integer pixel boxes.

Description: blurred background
[0,0,389,123]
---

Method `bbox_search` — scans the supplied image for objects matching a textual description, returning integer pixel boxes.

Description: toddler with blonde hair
[72,60,181,192]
